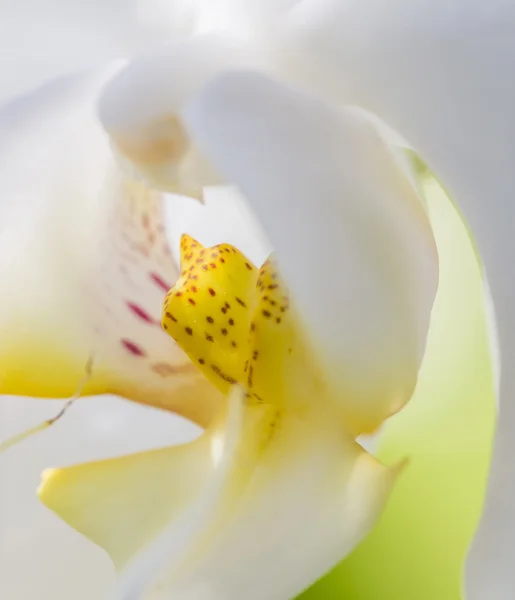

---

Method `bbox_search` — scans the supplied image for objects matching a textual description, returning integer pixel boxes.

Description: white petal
[0,70,219,425]
[144,410,396,600]
[98,35,261,196]
[117,387,245,599]
[286,1,513,594]
[40,393,396,600]
[0,0,201,104]
[38,387,243,588]
[184,71,438,433]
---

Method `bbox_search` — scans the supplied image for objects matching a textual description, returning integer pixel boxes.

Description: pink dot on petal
[121,339,146,357]
[126,301,155,324]
[150,272,171,292]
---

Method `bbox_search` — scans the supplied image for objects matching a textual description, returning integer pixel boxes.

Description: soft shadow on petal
[0,70,219,426]
[184,71,438,434]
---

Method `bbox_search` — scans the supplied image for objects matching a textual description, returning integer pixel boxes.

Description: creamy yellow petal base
[0,327,216,417]
[38,398,398,599]
[38,389,243,571]
[40,442,209,569]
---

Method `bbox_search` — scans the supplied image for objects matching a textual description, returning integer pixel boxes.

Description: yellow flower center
[162,235,325,413]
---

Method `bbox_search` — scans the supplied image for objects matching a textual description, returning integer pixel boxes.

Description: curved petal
[286,1,511,594]
[38,388,243,573]
[0,0,203,104]
[0,70,219,426]
[156,414,397,600]
[39,392,397,600]
[184,71,438,433]
[299,167,495,600]
[97,34,260,197]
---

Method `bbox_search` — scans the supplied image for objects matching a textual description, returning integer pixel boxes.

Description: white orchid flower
[0,0,504,599]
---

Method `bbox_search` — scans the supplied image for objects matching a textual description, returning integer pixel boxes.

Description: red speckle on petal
[150,272,171,292]
[126,301,155,324]
[121,339,146,357]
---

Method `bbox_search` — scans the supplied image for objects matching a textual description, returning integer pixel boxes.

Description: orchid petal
[184,72,438,433]
[38,388,243,572]
[299,169,495,600]
[39,390,397,600]
[0,0,202,104]
[0,71,218,425]
[154,416,397,600]
[98,35,260,197]
[286,1,511,593]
